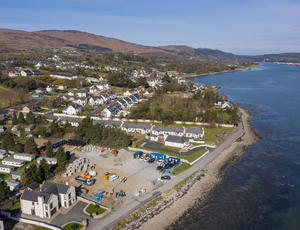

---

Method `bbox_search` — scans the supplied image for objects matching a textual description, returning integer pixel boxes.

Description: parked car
[161,175,171,180]
[156,166,163,170]
[148,158,155,163]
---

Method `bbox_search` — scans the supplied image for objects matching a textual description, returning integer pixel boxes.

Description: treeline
[107,72,149,88]
[76,117,131,147]
[130,86,240,124]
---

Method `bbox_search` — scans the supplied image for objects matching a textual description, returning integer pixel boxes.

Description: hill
[0,28,239,60]
[254,53,300,63]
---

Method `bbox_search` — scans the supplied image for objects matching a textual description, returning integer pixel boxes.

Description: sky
[1,0,300,55]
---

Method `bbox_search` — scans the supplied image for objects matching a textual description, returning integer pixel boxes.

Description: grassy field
[63,223,83,230]
[138,146,208,163]
[0,85,29,108]
[173,162,191,175]
[202,126,234,143]
[161,145,181,152]
[86,204,106,215]
[35,227,51,230]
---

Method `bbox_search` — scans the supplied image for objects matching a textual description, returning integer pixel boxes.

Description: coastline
[113,107,259,230]
[182,64,257,79]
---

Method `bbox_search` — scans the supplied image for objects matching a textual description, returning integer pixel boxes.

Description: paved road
[86,123,244,230]
[51,201,90,227]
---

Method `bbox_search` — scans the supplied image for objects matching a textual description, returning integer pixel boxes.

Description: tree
[23,163,41,185]
[0,181,10,201]
[2,133,15,150]
[56,146,68,171]
[12,112,18,125]
[26,111,35,124]
[45,141,54,157]
[18,112,25,124]
[24,137,38,155]
[39,159,52,180]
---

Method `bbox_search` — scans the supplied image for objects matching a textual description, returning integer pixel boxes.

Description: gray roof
[94,120,122,127]
[0,164,15,169]
[186,127,204,134]
[2,157,25,164]
[11,171,23,176]
[123,97,132,104]
[41,182,69,195]
[122,122,151,130]
[152,125,184,133]
[165,135,189,144]
[21,190,51,203]
[14,153,35,158]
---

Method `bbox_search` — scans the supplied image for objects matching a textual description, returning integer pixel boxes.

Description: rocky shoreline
[112,108,259,230]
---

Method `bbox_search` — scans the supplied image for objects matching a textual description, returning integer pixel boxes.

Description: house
[165,135,190,148]
[35,89,46,94]
[14,153,36,162]
[62,105,83,115]
[57,116,82,127]
[0,164,14,173]
[101,108,112,118]
[93,120,122,128]
[57,85,67,90]
[121,122,152,134]
[11,125,18,132]
[215,100,231,109]
[185,127,205,139]
[41,182,76,208]
[46,85,54,92]
[76,90,87,98]
[11,171,23,180]
[123,89,135,97]
[20,182,76,219]
[37,157,57,166]
[89,97,104,106]
[5,180,21,192]
[21,190,59,218]
[177,78,187,85]
[22,106,31,113]
[8,70,20,78]
[20,70,33,77]
[101,103,122,118]
[5,180,21,191]
[149,134,159,142]
[85,77,99,84]
[73,97,87,106]
[0,126,5,133]
[96,83,110,91]
[2,158,25,167]
[89,85,101,95]
[117,99,128,109]
[0,151,7,159]
[152,125,185,137]
[32,71,42,76]
[25,124,36,132]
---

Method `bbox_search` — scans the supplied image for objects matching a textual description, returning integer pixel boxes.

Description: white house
[37,157,57,166]
[41,182,76,208]
[165,135,190,148]
[96,83,110,91]
[185,127,205,139]
[152,125,185,137]
[63,105,83,115]
[0,164,15,173]
[25,124,35,132]
[89,85,101,95]
[2,158,25,167]
[20,182,76,219]
[14,153,36,162]
[76,91,87,98]
[215,100,231,109]
[89,97,104,106]
[46,85,54,92]
[101,108,112,118]
[73,97,87,106]
[21,190,59,218]
[5,180,21,191]
[0,151,7,159]
[121,123,152,134]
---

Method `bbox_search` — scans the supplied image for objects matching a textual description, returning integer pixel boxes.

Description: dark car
[156,166,163,170]
[148,158,155,163]
[161,175,171,180]
[163,163,174,169]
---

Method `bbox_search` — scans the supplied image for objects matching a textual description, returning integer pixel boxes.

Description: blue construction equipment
[92,190,105,202]
[133,151,143,159]
[150,152,166,161]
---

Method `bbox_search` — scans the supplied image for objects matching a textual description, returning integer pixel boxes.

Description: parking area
[51,201,90,227]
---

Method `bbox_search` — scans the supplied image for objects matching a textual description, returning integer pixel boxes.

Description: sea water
[167,62,300,230]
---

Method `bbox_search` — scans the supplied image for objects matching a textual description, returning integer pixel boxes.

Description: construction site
[51,145,168,209]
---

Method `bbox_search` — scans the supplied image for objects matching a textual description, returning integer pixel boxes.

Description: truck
[75,176,95,186]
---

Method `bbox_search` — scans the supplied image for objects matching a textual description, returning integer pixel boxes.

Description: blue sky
[1,0,300,55]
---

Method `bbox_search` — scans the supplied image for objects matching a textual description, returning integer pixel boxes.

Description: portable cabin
[168,157,181,165]
[133,151,143,159]
[150,152,166,161]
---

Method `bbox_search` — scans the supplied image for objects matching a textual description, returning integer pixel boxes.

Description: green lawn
[202,127,233,143]
[63,223,83,230]
[35,226,51,230]
[86,204,106,215]
[138,146,208,163]
[0,173,10,180]
[9,201,20,212]
[173,162,191,175]
[161,145,181,152]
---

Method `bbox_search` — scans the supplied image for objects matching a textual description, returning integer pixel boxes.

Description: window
[50,202,53,209]
[46,212,48,218]
[68,193,71,199]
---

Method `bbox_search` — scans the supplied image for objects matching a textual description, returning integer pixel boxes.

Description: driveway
[51,201,91,227]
